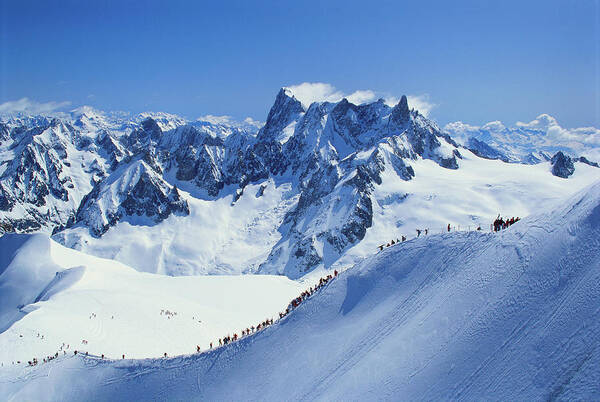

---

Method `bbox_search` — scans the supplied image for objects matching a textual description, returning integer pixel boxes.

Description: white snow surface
[2,180,600,400]
[55,179,298,275]
[0,234,303,364]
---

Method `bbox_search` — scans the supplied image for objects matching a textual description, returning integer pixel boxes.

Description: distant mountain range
[1,89,599,278]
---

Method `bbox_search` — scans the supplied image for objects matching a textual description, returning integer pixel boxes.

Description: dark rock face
[466,137,508,161]
[577,156,599,168]
[550,151,575,178]
[258,88,304,142]
[73,161,190,237]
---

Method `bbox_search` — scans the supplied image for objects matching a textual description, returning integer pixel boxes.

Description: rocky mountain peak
[550,151,575,178]
[390,95,410,125]
[259,88,305,142]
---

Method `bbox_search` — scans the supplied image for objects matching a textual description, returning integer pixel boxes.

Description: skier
[447,223,451,232]
[416,229,421,237]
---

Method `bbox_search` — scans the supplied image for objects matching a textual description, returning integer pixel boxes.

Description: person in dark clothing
[416,229,421,237]
[447,224,451,232]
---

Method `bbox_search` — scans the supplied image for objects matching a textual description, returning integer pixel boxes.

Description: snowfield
[0,234,303,364]
[2,180,599,400]
[53,150,600,277]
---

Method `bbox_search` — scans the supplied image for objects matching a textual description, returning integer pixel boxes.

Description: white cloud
[406,95,436,118]
[283,83,345,108]
[198,114,236,125]
[0,97,71,115]
[243,117,265,129]
[516,114,600,148]
[198,114,264,130]
[345,90,377,105]
[283,82,436,117]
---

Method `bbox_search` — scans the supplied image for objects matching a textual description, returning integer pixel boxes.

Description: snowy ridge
[2,180,599,400]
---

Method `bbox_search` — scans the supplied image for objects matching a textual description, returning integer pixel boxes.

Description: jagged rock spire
[258,88,304,141]
[390,95,410,124]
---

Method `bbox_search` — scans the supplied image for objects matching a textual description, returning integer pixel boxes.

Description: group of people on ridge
[208,271,338,352]
[378,237,406,251]
[493,216,520,232]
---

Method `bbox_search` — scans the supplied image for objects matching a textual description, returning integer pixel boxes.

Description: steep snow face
[0,234,303,365]
[445,114,600,164]
[3,180,599,401]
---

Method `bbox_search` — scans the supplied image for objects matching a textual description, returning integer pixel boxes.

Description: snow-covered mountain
[1,90,600,278]
[445,114,600,164]
[3,179,599,401]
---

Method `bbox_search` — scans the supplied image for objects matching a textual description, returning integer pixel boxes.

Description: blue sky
[0,0,598,128]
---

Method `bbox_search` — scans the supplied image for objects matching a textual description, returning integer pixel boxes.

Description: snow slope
[3,180,599,400]
[0,234,303,364]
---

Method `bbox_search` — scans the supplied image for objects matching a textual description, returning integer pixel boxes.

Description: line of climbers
[493,216,520,232]
[378,216,522,252]
[24,269,342,364]
[209,270,339,352]
[378,237,406,251]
